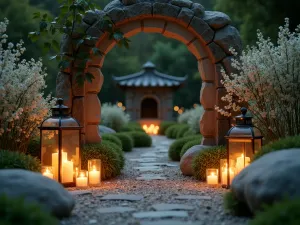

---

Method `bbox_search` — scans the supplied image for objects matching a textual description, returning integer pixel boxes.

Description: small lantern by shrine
[39,98,82,187]
[224,107,263,188]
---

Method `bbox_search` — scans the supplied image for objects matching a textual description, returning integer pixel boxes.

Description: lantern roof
[112,61,187,89]
[226,108,263,139]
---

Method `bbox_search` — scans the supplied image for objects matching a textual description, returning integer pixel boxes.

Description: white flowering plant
[0,19,55,153]
[187,105,204,134]
[101,103,130,132]
[215,19,300,141]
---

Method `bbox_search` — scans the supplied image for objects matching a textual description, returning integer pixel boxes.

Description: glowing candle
[236,154,250,174]
[221,167,235,185]
[207,172,218,185]
[43,167,54,179]
[88,165,101,185]
[62,160,74,183]
[76,172,88,187]
[52,151,67,180]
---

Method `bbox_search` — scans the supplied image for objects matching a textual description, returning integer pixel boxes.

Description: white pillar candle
[62,160,74,183]
[52,151,67,181]
[88,166,101,185]
[76,174,88,187]
[207,172,218,185]
[236,154,250,174]
[221,168,235,185]
[43,168,54,179]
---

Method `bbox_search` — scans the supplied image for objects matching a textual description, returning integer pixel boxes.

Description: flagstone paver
[152,203,194,211]
[133,166,163,172]
[130,158,158,163]
[99,194,144,201]
[133,211,189,219]
[97,207,136,213]
[136,174,167,181]
[175,195,212,200]
[140,221,200,225]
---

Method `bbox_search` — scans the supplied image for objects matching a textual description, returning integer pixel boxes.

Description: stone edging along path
[63,136,249,225]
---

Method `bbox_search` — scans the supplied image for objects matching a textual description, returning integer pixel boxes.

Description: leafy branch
[29,0,130,86]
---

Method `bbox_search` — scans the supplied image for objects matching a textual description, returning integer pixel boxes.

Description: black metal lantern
[39,98,82,187]
[222,107,263,188]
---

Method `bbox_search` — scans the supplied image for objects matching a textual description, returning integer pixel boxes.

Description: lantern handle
[57,98,64,106]
[241,107,247,116]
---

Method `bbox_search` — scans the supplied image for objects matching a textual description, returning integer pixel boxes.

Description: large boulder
[180,145,210,176]
[99,125,116,134]
[231,149,300,213]
[0,169,75,218]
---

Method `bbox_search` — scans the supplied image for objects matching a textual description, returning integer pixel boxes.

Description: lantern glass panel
[60,117,80,127]
[88,159,101,185]
[41,118,59,127]
[228,139,252,175]
[254,139,262,153]
[41,130,59,181]
[220,159,235,186]
[60,130,80,184]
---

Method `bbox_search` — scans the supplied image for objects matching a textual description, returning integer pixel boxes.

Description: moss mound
[0,194,58,225]
[176,124,190,139]
[253,135,300,161]
[183,129,196,137]
[112,133,134,152]
[168,135,202,161]
[81,142,123,180]
[101,140,125,169]
[159,121,177,135]
[192,146,226,181]
[120,122,145,132]
[180,139,202,158]
[0,150,41,172]
[101,134,122,148]
[125,131,152,147]
[165,124,183,139]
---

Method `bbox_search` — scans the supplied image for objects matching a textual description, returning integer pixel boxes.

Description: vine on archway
[29,0,130,86]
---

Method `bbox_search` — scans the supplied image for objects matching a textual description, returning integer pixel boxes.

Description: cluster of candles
[206,154,250,185]
[142,124,159,135]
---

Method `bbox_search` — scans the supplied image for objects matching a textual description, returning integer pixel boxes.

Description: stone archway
[56,0,242,146]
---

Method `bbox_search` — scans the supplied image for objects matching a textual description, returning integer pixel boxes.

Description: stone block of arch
[57,0,242,146]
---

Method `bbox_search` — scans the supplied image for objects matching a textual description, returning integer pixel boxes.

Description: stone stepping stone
[130,158,157,163]
[139,163,177,167]
[136,174,167,181]
[133,166,163,172]
[97,207,136,213]
[69,190,92,196]
[99,194,144,201]
[152,203,194,211]
[140,221,199,225]
[133,211,188,219]
[175,195,211,200]
[141,153,165,158]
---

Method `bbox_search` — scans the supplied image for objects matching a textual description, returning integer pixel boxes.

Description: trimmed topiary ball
[180,139,202,158]
[0,194,58,225]
[113,133,134,152]
[101,140,125,169]
[168,135,202,161]
[0,150,41,172]
[224,191,252,217]
[192,146,226,181]
[125,131,152,147]
[249,198,300,225]
[101,134,122,148]
[176,124,190,139]
[253,135,300,161]
[120,122,145,133]
[183,129,196,137]
[81,142,123,180]
[159,121,177,135]
[26,136,41,160]
[165,124,183,139]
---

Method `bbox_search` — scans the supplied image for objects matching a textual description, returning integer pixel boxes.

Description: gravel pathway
[62,136,249,225]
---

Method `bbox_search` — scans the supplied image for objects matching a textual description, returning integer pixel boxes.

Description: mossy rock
[159,121,177,135]
[192,146,226,181]
[224,191,252,217]
[0,194,58,225]
[180,139,202,158]
[168,135,202,161]
[101,140,125,169]
[176,124,190,139]
[249,198,300,225]
[0,150,41,172]
[124,131,152,147]
[81,142,123,180]
[112,133,134,152]
[253,135,300,161]
[101,134,122,148]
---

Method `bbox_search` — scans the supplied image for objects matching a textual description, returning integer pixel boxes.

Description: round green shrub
[101,134,122,148]
[183,129,196,137]
[253,135,300,161]
[0,150,41,172]
[165,124,182,139]
[113,133,134,152]
[120,122,145,132]
[168,135,202,161]
[81,142,123,180]
[192,146,226,181]
[26,136,41,160]
[224,191,252,217]
[180,139,202,158]
[249,198,300,225]
[159,121,177,135]
[0,194,58,225]
[125,131,152,147]
[176,124,190,139]
[101,140,125,169]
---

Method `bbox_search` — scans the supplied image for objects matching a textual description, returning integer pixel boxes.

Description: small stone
[136,174,167,181]
[175,195,212,200]
[88,219,98,224]
[97,207,136,213]
[99,194,144,201]
[133,211,188,219]
[130,158,157,163]
[133,167,163,172]
[152,203,194,211]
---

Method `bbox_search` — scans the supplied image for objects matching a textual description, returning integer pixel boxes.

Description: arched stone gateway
[57,0,242,146]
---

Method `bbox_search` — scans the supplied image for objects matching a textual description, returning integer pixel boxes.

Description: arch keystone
[153,2,181,19]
